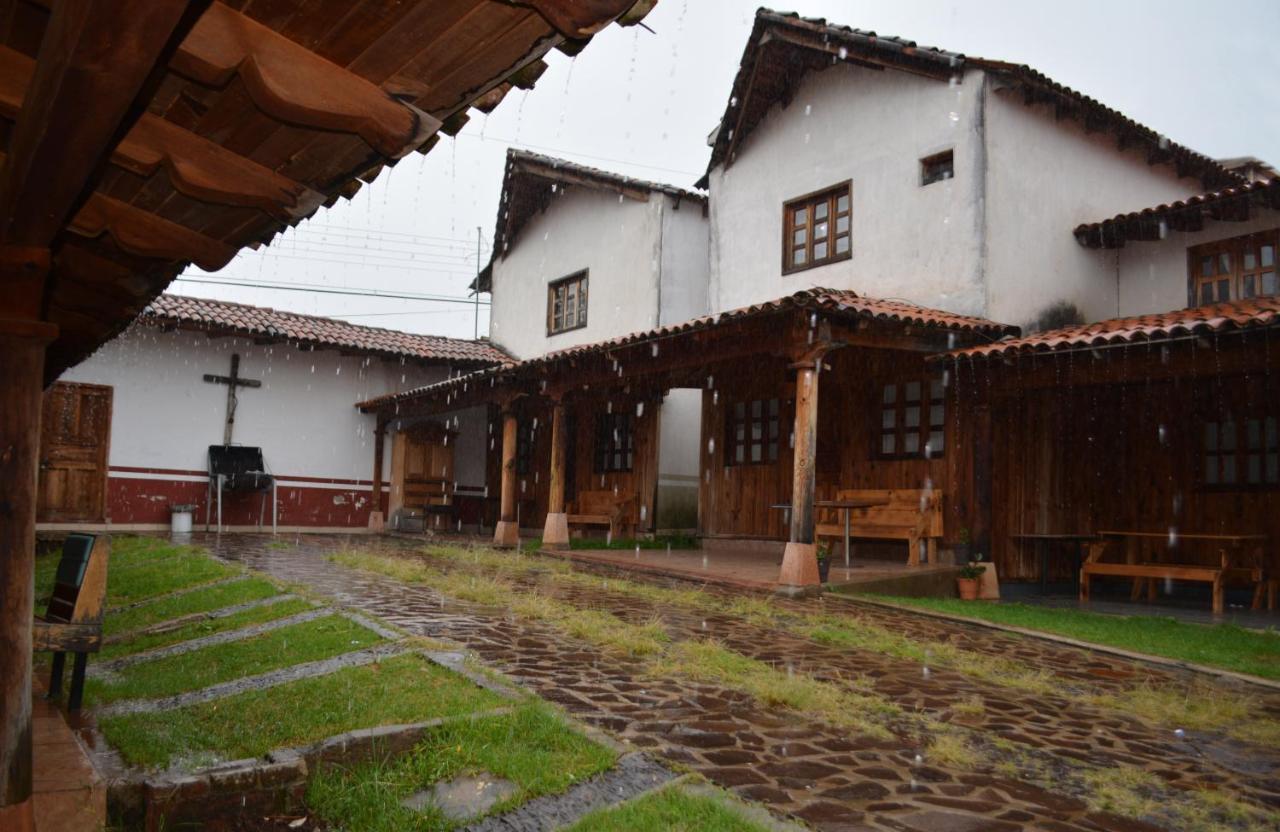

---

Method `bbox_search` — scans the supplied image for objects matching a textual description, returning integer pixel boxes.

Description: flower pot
[817,559,831,583]
[956,577,981,600]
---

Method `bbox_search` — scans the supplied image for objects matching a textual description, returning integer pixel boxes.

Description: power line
[174,277,491,305]
[455,130,704,181]
[225,249,480,275]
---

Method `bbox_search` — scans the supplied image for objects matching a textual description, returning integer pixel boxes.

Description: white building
[44,295,506,532]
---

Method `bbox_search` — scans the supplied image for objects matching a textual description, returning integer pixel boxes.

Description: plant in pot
[956,555,986,601]
[816,540,832,583]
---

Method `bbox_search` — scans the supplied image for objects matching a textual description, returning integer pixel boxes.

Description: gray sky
[172,0,1280,340]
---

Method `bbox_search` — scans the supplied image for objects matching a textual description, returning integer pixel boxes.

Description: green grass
[105,576,282,637]
[307,701,616,832]
[86,614,384,704]
[100,596,315,660]
[99,653,502,769]
[866,595,1280,680]
[38,534,236,607]
[565,785,772,832]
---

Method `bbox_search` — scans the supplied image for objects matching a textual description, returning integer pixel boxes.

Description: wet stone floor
[189,533,1280,832]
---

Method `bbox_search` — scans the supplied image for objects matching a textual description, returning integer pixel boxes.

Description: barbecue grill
[206,445,277,532]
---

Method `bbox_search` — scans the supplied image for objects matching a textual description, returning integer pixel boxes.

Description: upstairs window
[594,412,634,473]
[726,398,781,465]
[1190,231,1278,305]
[876,376,947,459]
[783,182,851,274]
[547,271,589,335]
[920,150,954,186]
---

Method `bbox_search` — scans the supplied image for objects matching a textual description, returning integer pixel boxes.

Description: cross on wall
[203,353,262,444]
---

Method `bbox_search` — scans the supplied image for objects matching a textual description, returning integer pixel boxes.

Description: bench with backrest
[33,533,110,711]
[815,488,943,566]
[567,490,638,540]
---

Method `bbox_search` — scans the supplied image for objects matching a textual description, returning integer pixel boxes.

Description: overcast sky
[172,0,1280,341]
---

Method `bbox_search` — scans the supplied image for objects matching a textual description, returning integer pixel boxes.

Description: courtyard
[44,532,1280,831]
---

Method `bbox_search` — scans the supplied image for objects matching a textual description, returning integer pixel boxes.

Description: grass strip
[307,701,616,832]
[87,614,383,705]
[105,576,282,637]
[101,596,315,660]
[99,653,503,770]
[37,534,234,607]
[564,784,772,832]
[858,595,1280,681]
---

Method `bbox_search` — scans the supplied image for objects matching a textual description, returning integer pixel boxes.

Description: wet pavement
[189,533,1280,832]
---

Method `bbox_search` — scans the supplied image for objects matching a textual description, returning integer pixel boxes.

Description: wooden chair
[567,491,638,540]
[815,488,944,566]
[33,533,110,711]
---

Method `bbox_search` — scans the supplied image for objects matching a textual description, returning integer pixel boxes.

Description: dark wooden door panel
[38,382,112,523]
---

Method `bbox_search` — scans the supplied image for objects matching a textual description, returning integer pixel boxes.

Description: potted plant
[816,540,832,583]
[956,555,986,601]
[954,528,971,564]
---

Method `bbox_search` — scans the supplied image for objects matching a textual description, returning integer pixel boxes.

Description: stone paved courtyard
[190,532,1280,832]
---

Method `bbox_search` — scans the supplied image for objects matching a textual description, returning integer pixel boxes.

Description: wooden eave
[0,0,656,384]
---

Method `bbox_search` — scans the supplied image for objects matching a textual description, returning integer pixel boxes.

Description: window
[920,150,954,186]
[594,412,634,473]
[1190,231,1278,305]
[783,182,851,274]
[726,398,781,465]
[877,376,946,459]
[547,271,589,335]
[515,418,536,475]
[1204,416,1278,488]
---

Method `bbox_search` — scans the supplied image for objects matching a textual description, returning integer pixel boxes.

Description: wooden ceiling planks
[0,0,654,382]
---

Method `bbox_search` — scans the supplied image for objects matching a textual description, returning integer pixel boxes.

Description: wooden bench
[567,490,638,540]
[815,489,943,566]
[33,533,110,711]
[1081,531,1270,615]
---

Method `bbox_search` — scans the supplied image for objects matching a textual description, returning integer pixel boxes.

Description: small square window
[920,150,954,186]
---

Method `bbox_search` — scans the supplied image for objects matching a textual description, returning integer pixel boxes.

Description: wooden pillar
[493,409,520,547]
[542,398,569,548]
[0,253,56,832]
[778,358,822,592]
[368,417,387,531]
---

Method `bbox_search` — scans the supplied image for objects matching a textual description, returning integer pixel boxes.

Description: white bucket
[170,505,195,533]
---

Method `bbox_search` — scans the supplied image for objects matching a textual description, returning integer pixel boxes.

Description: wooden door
[38,382,113,523]
[390,422,456,527]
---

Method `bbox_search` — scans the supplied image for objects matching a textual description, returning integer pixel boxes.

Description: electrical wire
[174,276,490,304]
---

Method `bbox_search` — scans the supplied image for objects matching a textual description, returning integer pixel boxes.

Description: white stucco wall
[59,327,453,481]
[659,197,711,325]
[1112,211,1280,316]
[982,85,1204,327]
[488,188,665,360]
[706,63,987,316]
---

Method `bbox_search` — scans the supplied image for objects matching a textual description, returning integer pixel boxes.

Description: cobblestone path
[193,533,1280,832]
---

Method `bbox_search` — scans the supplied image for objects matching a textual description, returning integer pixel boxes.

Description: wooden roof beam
[513,0,641,38]
[67,193,236,272]
[0,0,196,247]
[170,2,441,160]
[0,46,324,221]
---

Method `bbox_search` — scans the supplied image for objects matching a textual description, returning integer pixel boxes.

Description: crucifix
[203,353,262,444]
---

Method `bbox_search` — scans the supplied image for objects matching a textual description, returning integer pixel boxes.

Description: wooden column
[778,357,822,592]
[542,398,569,549]
[493,409,520,547]
[368,417,387,532]
[0,251,56,832]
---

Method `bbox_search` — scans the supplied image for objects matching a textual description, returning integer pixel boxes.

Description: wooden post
[778,357,822,593]
[542,398,569,549]
[493,409,520,547]
[0,251,56,830]
[368,417,387,531]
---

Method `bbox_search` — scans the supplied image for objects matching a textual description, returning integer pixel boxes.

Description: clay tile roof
[356,288,1015,411]
[944,297,1280,361]
[142,294,510,367]
[701,9,1239,191]
[1074,178,1280,249]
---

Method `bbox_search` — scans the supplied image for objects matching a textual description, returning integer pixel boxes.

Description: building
[42,295,507,532]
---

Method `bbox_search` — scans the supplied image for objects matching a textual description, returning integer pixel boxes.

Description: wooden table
[770,497,891,566]
[1011,533,1097,595]
[1084,530,1271,614]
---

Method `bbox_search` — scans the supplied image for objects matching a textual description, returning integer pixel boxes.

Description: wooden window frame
[1200,413,1279,492]
[515,418,535,475]
[546,270,589,336]
[594,411,634,474]
[920,150,954,186]
[782,181,852,275]
[1188,230,1279,306]
[725,398,781,466]
[874,375,947,460]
